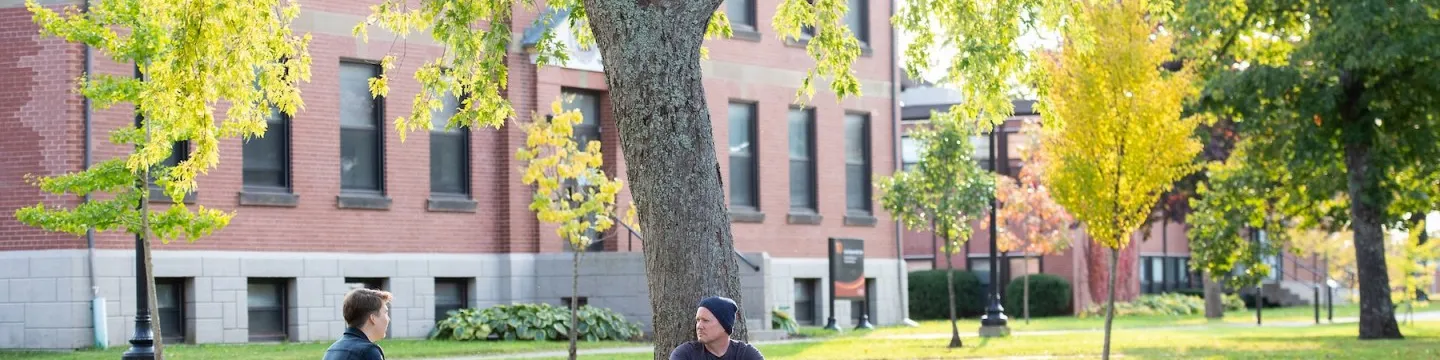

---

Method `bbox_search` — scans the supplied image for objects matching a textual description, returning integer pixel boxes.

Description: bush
[1003,274,1072,317]
[1170,288,1204,298]
[1223,293,1245,311]
[909,269,985,320]
[771,308,799,334]
[430,303,642,342]
[1080,293,1205,317]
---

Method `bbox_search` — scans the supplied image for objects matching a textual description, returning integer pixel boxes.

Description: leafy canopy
[1038,0,1201,249]
[15,0,311,242]
[985,121,1073,255]
[876,113,995,251]
[517,97,624,249]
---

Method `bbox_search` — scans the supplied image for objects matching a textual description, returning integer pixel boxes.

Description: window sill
[731,29,762,42]
[729,210,765,223]
[148,188,196,204]
[238,191,299,207]
[336,193,392,210]
[427,196,477,213]
[786,211,823,225]
[844,214,878,227]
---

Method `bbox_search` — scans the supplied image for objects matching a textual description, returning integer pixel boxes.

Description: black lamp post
[121,64,156,359]
[980,127,1009,333]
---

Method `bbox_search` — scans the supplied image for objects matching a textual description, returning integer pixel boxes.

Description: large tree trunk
[1343,140,1402,339]
[583,1,745,357]
[1102,247,1118,360]
[1203,272,1224,319]
[944,241,962,348]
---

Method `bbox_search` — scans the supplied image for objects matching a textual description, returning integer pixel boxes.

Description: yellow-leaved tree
[15,0,311,355]
[1036,0,1200,358]
[516,97,625,360]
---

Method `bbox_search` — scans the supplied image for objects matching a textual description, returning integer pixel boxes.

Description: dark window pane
[435,279,467,320]
[788,109,811,160]
[243,108,288,189]
[790,160,814,210]
[340,63,378,128]
[341,128,380,191]
[727,0,754,28]
[247,280,286,341]
[430,133,468,195]
[846,164,868,211]
[431,93,461,130]
[845,0,868,42]
[729,103,756,208]
[730,155,755,208]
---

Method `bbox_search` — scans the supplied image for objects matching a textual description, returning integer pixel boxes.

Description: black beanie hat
[698,296,738,335]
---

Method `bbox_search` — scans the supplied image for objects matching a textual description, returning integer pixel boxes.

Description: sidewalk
[418,310,1440,360]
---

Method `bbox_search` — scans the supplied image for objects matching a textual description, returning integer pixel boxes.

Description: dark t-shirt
[669,339,765,360]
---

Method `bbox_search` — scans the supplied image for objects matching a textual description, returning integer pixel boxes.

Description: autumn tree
[983,120,1073,324]
[1036,0,1200,358]
[1187,139,1298,310]
[877,115,995,349]
[1172,0,1440,339]
[14,0,310,355]
[517,97,625,359]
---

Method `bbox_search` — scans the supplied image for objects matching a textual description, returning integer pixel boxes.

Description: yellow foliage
[1038,0,1201,250]
[517,97,626,250]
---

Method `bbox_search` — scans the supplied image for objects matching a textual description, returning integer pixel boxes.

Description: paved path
[417,311,1440,360]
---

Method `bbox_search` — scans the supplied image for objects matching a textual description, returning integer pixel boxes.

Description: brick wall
[3,1,903,260]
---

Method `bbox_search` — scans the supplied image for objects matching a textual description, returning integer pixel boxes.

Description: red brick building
[1,0,910,349]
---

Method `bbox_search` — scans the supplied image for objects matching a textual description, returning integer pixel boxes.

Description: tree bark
[1102,247,1118,360]
[582,1,745,357]
[1203,272,1224,319]
[1023,255,1030,324]
[944,236,962,348]
[569,251,580,360]
[1343,140,1402,339]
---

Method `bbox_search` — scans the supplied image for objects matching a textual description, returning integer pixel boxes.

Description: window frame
[788,107,818,213]
[243,108,293,193]
[728,101,760,211]
[338,59,387,195]
[429,93,471,198]
[246,278,289,342]
[844,111,872,215]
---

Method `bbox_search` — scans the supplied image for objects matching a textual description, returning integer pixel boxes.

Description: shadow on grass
[1120,334,1440,359]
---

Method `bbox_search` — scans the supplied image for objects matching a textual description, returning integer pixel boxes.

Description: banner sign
[829,237,866,300]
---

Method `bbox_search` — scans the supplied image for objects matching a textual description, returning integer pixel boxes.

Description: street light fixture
[121,64,157,360]
[980,126,1010,337]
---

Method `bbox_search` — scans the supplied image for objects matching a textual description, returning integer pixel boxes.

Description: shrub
[1079,293,1206,317]
[1003,274,1072,317]
[908,269,985,320]
[771,308,800,334]
[1223,293,1245,311]
[430,303,643,342]
[1170,288,1204,298]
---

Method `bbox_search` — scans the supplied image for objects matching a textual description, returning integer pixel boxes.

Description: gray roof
[901,99,1037,120]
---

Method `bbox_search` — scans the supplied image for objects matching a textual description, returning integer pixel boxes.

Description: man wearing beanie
[668,296,765,359]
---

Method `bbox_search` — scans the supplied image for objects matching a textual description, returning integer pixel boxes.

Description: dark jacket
[323,327,385,360]
[669,339,765,360]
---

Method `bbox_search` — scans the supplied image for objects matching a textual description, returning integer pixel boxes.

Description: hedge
[1003,274,1072,317]
[908,269,986,320]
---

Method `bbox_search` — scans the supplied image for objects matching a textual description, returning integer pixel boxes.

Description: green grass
[0,338,641,360]
[552,320,1440,360]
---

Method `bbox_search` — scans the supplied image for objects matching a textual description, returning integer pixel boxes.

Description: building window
[561,296,590,308]
[345,277,386,291]
[788,108,816,212]
[900,136,921,171]
[972,134,993,170]
[561,89,605,252]
[728,102,759,210]
[243,107,290,191]
[1141,256,1195,293]
[148,141,188,191]
[430,93,469,197]
[726,0,755,31]
[247,279,288,342]
[844,0,869,44]
[851,278,875,324]
[156,278,186,344]
[340,61,384,193]
[434,278,469,321]
[844,113,871,215]
[793,279,819,325]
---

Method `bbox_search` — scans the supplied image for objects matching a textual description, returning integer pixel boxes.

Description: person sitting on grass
[669,296,765,360]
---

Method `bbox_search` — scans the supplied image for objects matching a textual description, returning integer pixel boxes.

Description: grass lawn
[554,320,1440,359]
[0,338,640,360]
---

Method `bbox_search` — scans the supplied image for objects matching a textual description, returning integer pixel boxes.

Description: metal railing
[607,214,761,271]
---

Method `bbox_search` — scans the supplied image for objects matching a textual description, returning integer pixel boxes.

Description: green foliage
[1080,293,1206,318]
[876,114,995,254]
[907,269,986,319]
[15,0,311,243]
[771,309,800,334]
[1004,274,1072,317]
[430,304,642,342]
[773,0,864,102]
[1186,140,1292,289]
